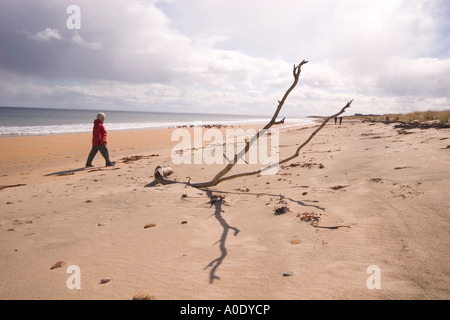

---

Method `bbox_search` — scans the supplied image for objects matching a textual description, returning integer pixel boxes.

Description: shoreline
[0,119,316,139]
[1,120,449,299]
[0,121,316,163]
[0,122,318,186]
[0,110,312,138]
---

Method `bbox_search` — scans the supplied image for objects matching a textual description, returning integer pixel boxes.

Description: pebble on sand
[274,206,290,215]
[100,278,111,284]
[144,223,157,229]
[133,293,155,300]
[50,261,68,270]
[283,271,294,277]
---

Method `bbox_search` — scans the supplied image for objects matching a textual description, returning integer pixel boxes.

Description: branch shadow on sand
[144,182,240,284]
[144,180,160,187]
[210,189,326,212]
[143,181,323,283]
[203,190,240,284]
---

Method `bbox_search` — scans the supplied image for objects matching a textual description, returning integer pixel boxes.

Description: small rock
[100,278,111,284]
[274,206,290,215]
[144,223,156,229]
[302,192,308,196]
[330,185,346,190]
[181,194,188,199]
[98,223,105,227]
[181,221,188,224]
[6,202,13,205]
[133,293,154,300]
[85,200,93,203]
[283,271,294,277]
[50,261,67,270]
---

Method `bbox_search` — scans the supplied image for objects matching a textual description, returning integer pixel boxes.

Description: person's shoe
[85,164,94,168]
[106,161,115,167]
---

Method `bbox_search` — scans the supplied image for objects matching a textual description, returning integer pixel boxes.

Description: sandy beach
[0,120,449,300]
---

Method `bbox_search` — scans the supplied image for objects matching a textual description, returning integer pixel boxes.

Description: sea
[0,106,314,137]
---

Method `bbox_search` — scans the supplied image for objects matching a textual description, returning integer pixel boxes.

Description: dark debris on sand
[121,154,159,163]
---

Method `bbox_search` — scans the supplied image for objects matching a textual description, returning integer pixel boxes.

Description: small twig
[312,225,351,230]
[0,184,27,191]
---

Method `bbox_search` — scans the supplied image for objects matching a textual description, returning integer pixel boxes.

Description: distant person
[85,112,115,168]
[334,117,337,124]
[339,116,343,125]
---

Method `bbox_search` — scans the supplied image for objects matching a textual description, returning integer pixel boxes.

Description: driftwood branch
[153,60,353,189]
[199,99,353,184]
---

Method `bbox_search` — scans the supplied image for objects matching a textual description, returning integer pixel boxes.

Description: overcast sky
[0,0,449,116]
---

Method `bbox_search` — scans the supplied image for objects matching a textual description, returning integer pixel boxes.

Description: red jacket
[92,119,107,146]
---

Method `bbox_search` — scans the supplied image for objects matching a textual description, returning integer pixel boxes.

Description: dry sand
[0,121,449,300]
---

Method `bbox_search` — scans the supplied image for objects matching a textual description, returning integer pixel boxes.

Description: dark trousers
[86,144,112,166]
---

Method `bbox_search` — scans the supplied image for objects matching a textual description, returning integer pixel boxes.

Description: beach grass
[348,109,450,123]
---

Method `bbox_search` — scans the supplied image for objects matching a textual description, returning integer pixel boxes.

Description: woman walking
[85,112,115,167]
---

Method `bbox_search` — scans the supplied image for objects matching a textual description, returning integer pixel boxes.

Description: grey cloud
[0,0,179,83]
[0,0,449,116]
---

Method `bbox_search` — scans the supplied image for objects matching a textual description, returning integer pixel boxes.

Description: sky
[0,0,449,117]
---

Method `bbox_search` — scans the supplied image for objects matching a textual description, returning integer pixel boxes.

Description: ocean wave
[0,118,315,137]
